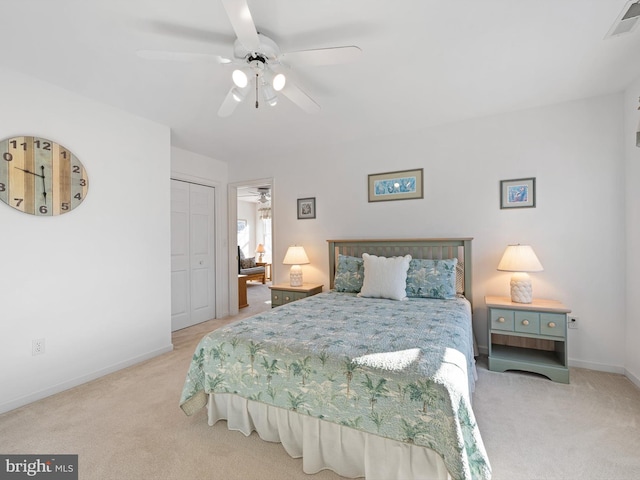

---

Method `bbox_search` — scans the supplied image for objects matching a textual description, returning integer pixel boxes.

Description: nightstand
[270,283,323,308]
[486,296,571,383]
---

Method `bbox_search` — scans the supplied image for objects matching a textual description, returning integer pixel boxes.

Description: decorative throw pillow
[334,254,365,292]
[240,257,256,269]
[358,253,412,301]
[405,258,458,299]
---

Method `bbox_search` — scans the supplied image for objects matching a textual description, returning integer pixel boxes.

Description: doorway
[228,177,273,315]
[171,179,216,331]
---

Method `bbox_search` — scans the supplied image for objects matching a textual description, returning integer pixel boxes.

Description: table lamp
[283,245,310,287]
[497,244,543,304]
[255,244,265,262]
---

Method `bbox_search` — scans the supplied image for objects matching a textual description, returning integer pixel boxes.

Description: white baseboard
[624,368,640,390]
[567,358,625,375]
[0,344,174,415]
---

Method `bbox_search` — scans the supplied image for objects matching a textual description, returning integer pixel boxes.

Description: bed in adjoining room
[180,238,491,480]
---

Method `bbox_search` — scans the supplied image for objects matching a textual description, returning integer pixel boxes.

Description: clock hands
[41,166,47,202]
[14,166,47,202]
[14,166,44,178]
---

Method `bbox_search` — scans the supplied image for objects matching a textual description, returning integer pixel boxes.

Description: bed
[180,238,491,480]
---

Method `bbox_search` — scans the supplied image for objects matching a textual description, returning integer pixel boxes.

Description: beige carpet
[1,283,639,480]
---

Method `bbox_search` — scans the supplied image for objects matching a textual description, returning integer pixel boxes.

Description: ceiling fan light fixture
[272,73,286,91]
[232,69,248,88]
[231,86,248,102]
[261,83,278,106]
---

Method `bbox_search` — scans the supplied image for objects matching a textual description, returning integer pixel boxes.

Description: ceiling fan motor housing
[234,34,280,66]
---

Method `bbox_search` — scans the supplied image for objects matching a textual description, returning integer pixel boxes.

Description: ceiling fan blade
[280,46,362,66]
[280,80,321,114]
[221,0,260,51]
[137,50,232,64]
[218,88,241,117]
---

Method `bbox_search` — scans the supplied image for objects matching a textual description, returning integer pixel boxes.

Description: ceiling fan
[137,0,362,117]
[239,187,271,203]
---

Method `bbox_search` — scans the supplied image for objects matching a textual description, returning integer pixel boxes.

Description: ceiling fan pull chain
[255,73,259,109]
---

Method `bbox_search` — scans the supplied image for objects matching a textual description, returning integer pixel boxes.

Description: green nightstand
[270,283,323,308]
[486,296,571,383]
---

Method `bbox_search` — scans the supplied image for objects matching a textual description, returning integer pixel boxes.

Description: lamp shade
[497,244,543,304]
[282,246,310,266]
[255,244,266,254]
[497,245,543,272]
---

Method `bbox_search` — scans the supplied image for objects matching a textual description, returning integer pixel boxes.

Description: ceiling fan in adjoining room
[137,0,362,117]
[238,186,271,203]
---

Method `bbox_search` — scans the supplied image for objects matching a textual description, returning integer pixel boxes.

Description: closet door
[171,180,216,331]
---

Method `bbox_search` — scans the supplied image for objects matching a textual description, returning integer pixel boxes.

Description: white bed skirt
[207,393,451,480]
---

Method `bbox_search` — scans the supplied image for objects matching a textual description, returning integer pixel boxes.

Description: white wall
[624,78,640,387]
[230,93,627,373]
[171,147,230,318]
[0,69,172,413]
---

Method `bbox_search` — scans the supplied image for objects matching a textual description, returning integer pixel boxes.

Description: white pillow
[357,253,412,301]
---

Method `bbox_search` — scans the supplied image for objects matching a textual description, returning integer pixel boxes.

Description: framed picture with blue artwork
[368,168,424,202]
[500,177,536,209]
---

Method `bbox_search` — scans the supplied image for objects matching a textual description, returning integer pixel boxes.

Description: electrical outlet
[568,316,579,329]
[32,338,45,356]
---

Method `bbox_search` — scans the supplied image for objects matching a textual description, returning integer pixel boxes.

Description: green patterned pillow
[334,254,364,292]
[405,258,458,299]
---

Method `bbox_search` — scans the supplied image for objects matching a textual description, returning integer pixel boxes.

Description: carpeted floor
[1,283,639,479]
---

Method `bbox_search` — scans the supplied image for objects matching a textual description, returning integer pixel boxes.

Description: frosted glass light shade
[497,245,543,304]
[283,246,310,287]
[232,69,248,88]
[273,73,286,91]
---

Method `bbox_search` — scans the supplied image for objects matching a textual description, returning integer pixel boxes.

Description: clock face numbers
[0,136,89,216]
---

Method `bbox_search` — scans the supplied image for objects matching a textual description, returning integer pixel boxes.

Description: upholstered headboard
[327,238,473,305]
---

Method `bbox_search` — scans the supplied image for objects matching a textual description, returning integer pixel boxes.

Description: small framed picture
[297,197,316,219]
[500,177,536,209]
[368,168,424,202]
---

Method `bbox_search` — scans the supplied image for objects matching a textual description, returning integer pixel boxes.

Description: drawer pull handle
[548,322,556,328]
[522,320,529,326]
[285,296,291,301]
[497,317,505,323]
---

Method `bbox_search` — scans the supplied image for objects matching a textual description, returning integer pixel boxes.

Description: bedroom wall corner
[0,69,172,414]
[624,76,640,387]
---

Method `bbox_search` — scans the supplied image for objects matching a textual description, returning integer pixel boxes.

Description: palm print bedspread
[180,292,491,480]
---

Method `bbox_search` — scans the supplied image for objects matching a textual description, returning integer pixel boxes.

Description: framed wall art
[368,168,424,202]
[500,177,536,209]
[297,197,316,219]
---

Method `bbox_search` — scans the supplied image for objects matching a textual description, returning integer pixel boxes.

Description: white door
[171,180,216,331]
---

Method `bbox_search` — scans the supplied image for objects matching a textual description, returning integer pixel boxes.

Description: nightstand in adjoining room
[270,283,323,308]
[486,295,571,383]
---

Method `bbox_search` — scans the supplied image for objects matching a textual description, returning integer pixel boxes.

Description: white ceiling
[2,1,639,163]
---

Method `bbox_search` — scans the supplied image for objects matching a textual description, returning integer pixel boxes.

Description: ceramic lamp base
[510,272,533,303]
[289,265,303,287]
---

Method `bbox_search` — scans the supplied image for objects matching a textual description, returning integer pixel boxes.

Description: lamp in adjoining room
[497,244,544,304]
[255,244,266,262]
[283,246,310,287]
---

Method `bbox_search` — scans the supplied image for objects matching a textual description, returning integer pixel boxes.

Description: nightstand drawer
[540,313,566,338]
[271,291,284,306]
[514,311,540,334]
[490,309,514,331]
[281,291,306,304]
[270,284,324,308]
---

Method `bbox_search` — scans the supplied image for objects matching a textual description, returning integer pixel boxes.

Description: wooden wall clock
[0,135,89,216]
